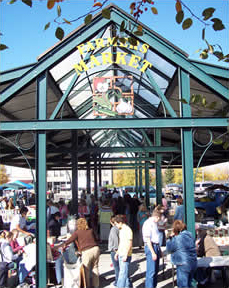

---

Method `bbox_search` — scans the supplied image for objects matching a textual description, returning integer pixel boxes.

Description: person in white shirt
[112,188,120,199]
[142,209,162,288]
[47,200,59,222]
[1,231,22,266]
[10,206,32,237]
[114,214,133,288]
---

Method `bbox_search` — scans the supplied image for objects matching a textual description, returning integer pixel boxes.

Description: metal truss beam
[1,117,228,131]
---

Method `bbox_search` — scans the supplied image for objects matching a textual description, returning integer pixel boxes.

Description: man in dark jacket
[47,211,61,238]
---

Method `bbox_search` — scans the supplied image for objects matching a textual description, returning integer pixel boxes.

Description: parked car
[123,185,156,204]
[194,181,214,194]
[165,183,183,199]
[195,184,229,221]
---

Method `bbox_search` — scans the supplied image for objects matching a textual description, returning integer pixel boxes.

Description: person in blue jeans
[174,196,184,221]
[142,209,162,288]
[108,215,120,287]
[166,220,197,288]
[114,214,133,288]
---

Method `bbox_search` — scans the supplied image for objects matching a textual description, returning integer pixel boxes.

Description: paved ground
[98,244,227,288]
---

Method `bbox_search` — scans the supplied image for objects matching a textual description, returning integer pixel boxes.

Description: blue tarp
[0,180,33,190]
[12,180,33,189]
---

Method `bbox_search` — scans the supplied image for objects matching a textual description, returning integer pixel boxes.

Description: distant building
[6,166,112,193]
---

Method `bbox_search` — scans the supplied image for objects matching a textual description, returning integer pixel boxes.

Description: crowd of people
[0,189,224,288]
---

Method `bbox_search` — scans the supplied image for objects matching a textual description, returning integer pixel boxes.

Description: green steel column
[98,154,102,188]
[139,153,143,200]
[135,157,139,197]
[179,68,195,236]
[145,153,150,208]
[86,156,91,193]
[155,129,162,205]
[94,156,98,200]
[71,131,78,215]
[35,73,47,288]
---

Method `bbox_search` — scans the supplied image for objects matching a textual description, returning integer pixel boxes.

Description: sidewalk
[98,245,226,288]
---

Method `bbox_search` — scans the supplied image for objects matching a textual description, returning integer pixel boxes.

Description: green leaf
[202,28,205,40]
[176,10,184,24]
[63,18,72,25]
[84,14,92,25]
[119,37,126,44]
[207,101,217,110]
[151,7,158,15]
[55,27,64,40]
[137,25,143,32]
[212,139,223,145]
[102,8,111,19]
[182,18,193,30]
[0,44,8,51]
[120,20,126,32]
[202,7,215,20]
[47,0,55,9]
[213,51,224,60]
[211,18,225,31]
[134,30,143,36]
[223,141,229,150]
[9,0,17,4]
[22,0,32,7]
[57,5,61,17]
[128,37,137,46]
[200,51,208,59]
[175,1,182,13]
[44,22,50,31]
[209,44,214,54]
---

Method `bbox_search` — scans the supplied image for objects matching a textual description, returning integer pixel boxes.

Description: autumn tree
[164,168,175,184]
[113,168,155,187]
[0,165,9,185]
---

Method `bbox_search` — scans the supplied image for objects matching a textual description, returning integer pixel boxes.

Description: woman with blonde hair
[63,217,100,288]
[166,220,197,288]
[6,198,15,210]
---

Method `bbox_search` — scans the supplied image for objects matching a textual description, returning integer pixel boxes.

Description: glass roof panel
[146,49,176,78]
[50,49,80,82]
[134,109,147,118]
[79,110,95,119]
[69,90,91,109]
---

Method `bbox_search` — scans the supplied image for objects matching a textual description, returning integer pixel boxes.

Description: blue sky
[0,0,228,71]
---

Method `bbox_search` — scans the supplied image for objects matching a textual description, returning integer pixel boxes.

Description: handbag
[63,257,86,288]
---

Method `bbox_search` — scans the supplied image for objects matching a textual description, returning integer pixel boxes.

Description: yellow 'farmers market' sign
[73,37,152,75]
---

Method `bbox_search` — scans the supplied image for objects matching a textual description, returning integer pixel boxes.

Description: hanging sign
[93,76,134,116]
